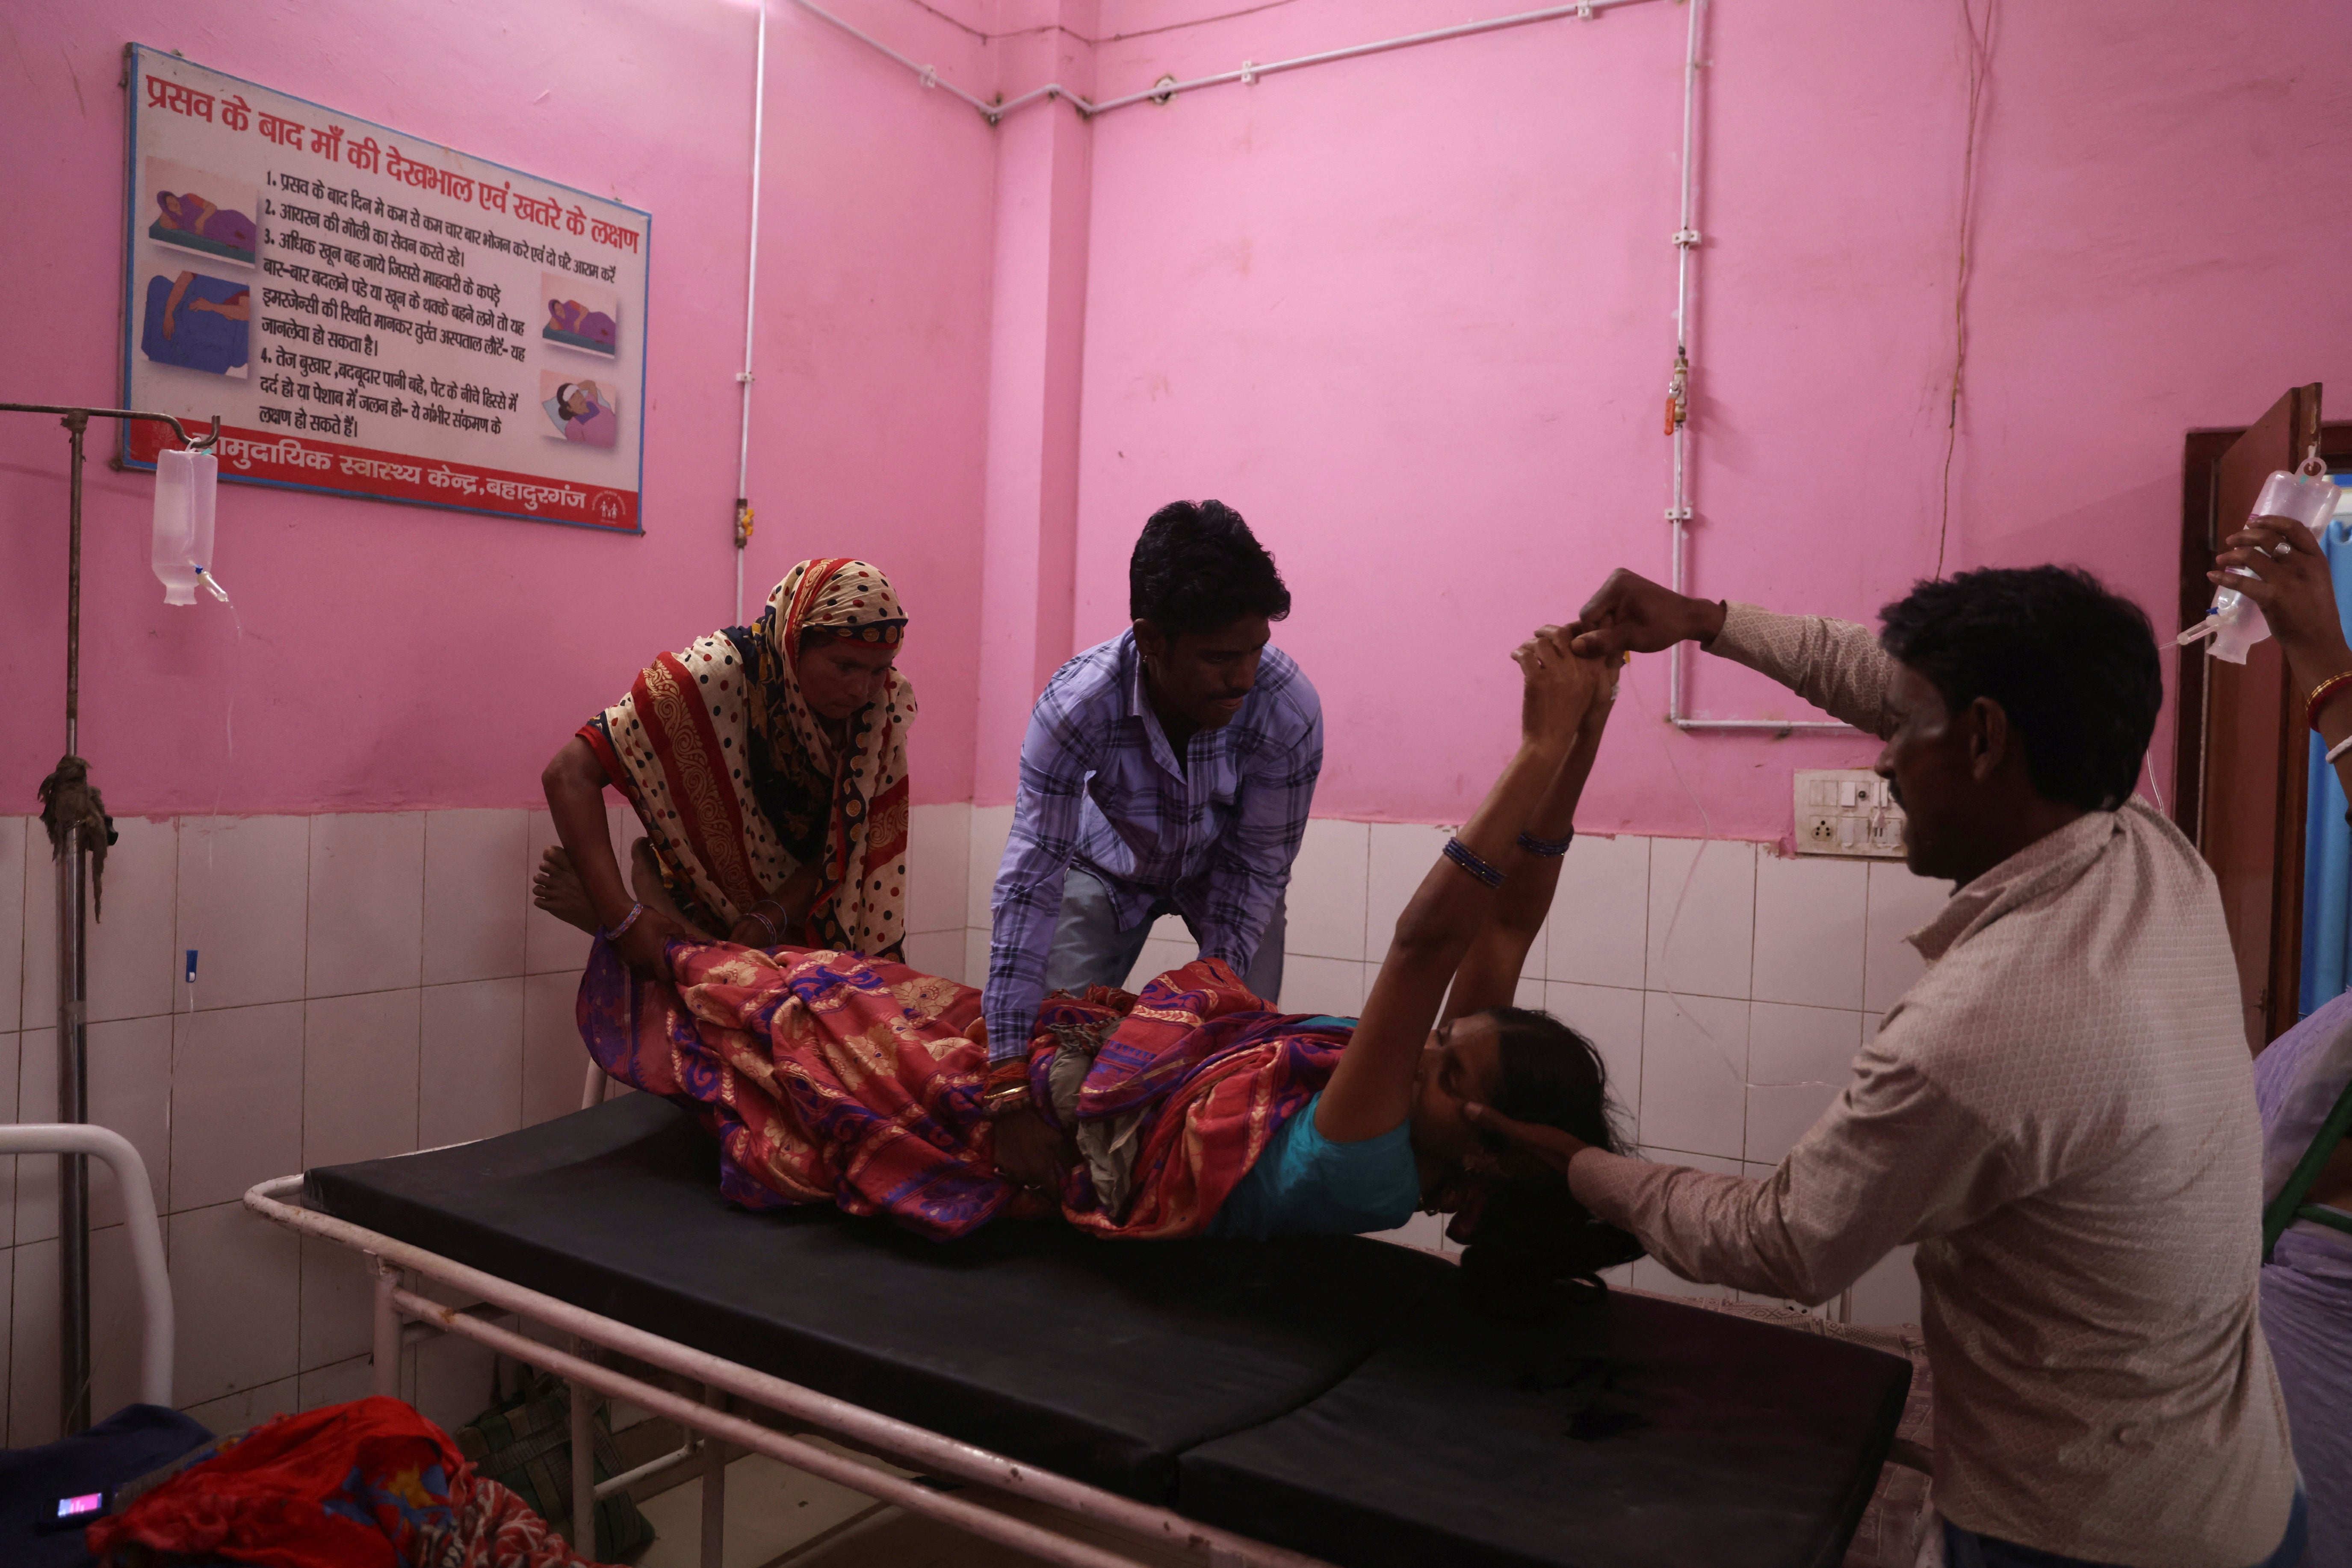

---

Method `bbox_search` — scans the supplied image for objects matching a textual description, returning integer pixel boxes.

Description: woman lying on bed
[571,625,1636,1288]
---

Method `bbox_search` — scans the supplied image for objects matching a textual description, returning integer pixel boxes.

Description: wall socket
[1794,769,1907,859]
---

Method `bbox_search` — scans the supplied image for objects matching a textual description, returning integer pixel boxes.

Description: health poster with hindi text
[121,44,649,532]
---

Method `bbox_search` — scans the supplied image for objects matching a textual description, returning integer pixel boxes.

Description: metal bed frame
[242,1160,1341,1568]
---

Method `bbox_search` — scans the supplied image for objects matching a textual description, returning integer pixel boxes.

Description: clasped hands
[1509,568,1741,748]
[1511,623,1619,748]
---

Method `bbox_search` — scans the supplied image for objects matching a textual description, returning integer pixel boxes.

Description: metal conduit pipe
[1658,0,1854,734]
[734,0,771,626]
[791,0,1665,124]
[788,0,1851,735]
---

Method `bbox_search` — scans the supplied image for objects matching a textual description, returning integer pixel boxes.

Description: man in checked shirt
[981,501,1323,1190]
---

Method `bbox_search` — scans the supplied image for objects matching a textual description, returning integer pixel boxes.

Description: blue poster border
[118,42,652,537]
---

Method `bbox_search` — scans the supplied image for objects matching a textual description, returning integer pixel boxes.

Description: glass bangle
[2311,671,2352,732]
[1444,837,1507,888]
[1516,829,1574,857]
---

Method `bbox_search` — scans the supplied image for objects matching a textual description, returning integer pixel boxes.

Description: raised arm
[1571,569,1902,738]
[1441,664,1617,1024]
[1315,629,1602,1143]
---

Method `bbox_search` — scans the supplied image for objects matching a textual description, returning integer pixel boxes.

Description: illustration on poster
[541,272,620,358]
[141,271,252,378]
[146,156,259,266]
[124,47,647,532]
[540,372,620,448]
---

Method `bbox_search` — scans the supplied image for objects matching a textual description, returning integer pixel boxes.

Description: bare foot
[532,846,598,934]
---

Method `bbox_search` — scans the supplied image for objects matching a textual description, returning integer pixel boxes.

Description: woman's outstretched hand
[2214,515,2352,696]
[1514,625,1602,747]
[1464,1101,1593,1179]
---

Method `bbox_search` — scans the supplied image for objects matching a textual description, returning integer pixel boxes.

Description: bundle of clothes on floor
[18,1397,619,1568]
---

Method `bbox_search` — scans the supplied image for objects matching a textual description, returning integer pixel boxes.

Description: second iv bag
[2178,459,2340,664]
[151,446,218,606]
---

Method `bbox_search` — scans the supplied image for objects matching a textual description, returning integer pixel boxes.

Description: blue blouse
[1207,1091,1421,1240]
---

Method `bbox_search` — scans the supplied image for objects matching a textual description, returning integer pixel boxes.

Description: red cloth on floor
[88,1395,615,1568]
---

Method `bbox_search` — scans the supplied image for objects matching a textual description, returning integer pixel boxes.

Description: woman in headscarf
[536,558,916,974]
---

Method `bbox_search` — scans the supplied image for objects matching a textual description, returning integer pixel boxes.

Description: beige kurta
[1572,604,2296,1566]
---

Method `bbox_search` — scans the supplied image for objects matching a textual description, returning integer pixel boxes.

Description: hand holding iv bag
[150,445,219,606]
[2178,458,2338,664]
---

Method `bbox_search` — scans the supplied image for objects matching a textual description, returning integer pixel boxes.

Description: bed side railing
[0,1122,174,1409]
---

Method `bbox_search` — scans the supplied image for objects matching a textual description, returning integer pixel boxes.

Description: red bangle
[2308,671,2352,732]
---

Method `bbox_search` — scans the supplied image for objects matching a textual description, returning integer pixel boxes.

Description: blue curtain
[2298,489,2352,1015]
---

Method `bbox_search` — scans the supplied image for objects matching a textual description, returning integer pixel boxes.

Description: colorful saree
[579,559,914,958]
[577,939,1350,1240]
[87,1397,615,1568]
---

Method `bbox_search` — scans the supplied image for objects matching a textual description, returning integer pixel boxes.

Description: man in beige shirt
[1471,567,2302,1568]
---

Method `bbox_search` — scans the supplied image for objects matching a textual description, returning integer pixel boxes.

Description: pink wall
[1051,0,2352,836]
[12,0,2349,840]
[0,0,996,815]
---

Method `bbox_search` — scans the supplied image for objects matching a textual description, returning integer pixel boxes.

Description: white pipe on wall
[1661,0,1854,734]
[792,0,1664,125]
[797,0,1851,735]
[735,0,771,627]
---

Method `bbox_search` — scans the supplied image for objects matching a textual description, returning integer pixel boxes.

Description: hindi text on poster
[124,45,647,533]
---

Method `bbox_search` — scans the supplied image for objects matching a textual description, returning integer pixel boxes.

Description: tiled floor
[636,1447,1198,1568]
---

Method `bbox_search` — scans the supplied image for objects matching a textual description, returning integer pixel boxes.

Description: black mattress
[307,1094,1910,1566]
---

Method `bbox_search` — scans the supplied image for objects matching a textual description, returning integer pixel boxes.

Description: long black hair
[1451,1006,1646,1320]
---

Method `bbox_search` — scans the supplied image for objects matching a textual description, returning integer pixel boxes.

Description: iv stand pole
[0,402,217,1433]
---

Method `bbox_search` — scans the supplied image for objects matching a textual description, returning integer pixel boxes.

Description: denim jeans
[1042,866,1288,1004]
[1943,1487,2306,1568]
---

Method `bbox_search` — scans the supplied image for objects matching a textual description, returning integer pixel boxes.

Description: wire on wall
[1935,0,1996,581]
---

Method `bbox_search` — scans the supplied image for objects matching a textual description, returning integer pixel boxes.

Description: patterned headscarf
[579,559,916,957]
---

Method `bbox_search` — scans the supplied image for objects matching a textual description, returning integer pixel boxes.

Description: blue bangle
[600,901,646,943]
[1443,838,1507,888]
[1516,829,1574,857]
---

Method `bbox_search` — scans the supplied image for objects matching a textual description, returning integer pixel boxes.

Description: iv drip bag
[2179,462,2340,664]
[151,446,217,606]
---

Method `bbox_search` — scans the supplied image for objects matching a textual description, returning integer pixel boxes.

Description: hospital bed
[245,1090,1913,1568]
